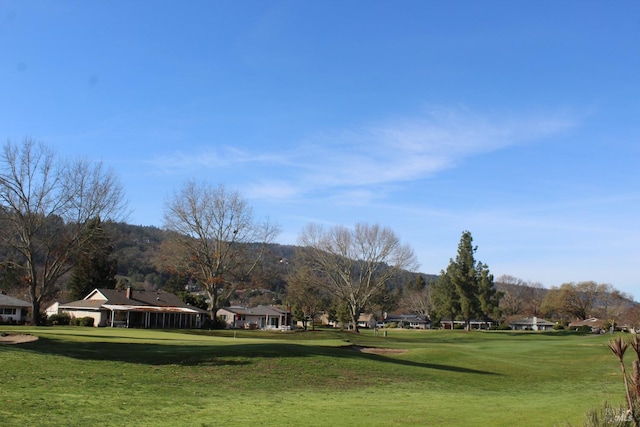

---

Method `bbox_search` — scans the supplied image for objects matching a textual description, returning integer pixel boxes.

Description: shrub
[48,313,71,326]
[72,317,94,327]
[497,322,511,330]
[82,317,94,327]
[201,317,226,330]
[603,321,618,332]
[574,325,593,334]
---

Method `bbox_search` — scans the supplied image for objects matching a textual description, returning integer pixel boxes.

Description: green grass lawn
[0,326,629,426]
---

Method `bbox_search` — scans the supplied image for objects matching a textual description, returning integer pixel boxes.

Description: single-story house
[50,288,208,328]
[357,313,376,329]
[509,316,555,331]
[568,317,607,333]
[316,312,375,329]
[217,305,290,330]
[440,318,495,330]
[382,314,431,329]
[0,291,30,324]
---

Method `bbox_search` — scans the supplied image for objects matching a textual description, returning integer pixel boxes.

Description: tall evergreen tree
[406,274,427,292]
[450,231,479,330]
[68,219,118,301]
[430,263,459,328]
[476,262,502,324]
[434,231,501,330]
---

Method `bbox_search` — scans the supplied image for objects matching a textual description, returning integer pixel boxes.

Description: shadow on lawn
[344,346,498,375]
[1,337,498,375]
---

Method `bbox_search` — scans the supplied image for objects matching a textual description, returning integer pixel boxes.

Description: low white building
[0,291,31,324]
[509,316,555,331]
[217,305,290,330]
[49,288,208,328]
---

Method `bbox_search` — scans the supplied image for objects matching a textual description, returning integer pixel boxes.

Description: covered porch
[104,305,205,328]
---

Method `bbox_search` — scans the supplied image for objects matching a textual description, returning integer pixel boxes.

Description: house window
[1,308,17,315]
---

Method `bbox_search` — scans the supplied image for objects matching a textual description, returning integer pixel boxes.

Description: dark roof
[569,317,605,328]
[219,305,286,316]
[60,288,208,313]
[386,314,430,323]
[0,292,31,308]
[91,288,189,307]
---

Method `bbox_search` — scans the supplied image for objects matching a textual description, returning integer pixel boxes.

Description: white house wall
[61,309,107,327]
[0,307,24,323]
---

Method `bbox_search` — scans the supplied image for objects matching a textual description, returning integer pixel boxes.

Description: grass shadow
[2,336,498,376]
[343,345,498,375]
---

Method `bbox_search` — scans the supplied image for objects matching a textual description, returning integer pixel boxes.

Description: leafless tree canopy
[297,222,418,332]
[0,139,127,324]
[402,286,432,318]
[286,266,328,330]
[497,274,546,317]
[163,181,280,318]
[539,281,631,323]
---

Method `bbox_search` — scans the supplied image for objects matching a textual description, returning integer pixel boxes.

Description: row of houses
[1,288,615,333]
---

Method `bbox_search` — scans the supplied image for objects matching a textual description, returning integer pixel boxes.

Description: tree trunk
[30,298,40,326]
[206,287,220,327]
[350,311,360,333]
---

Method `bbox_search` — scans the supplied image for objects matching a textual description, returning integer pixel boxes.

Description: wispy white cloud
[250,107,578,200]
[146,145,291,175]
[243,179,300,200]
[145,107,578,202]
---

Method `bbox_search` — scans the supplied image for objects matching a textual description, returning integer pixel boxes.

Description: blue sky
[1,1,639,299]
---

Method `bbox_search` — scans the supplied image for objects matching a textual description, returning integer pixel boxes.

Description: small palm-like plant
[608,336,639,426]
[632,336,640,408]
[634,361,640,403]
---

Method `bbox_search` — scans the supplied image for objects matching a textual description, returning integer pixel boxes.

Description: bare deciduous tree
[593,283,631,323]
[497,275,546,317]
[286,266,328,330]
[563,281,601,320]
[0,139,127,324]
[163,181,280,322]
[297,222,418,333]
[497,274,526,316]
[523,281,546,316]
[401,275,432,318]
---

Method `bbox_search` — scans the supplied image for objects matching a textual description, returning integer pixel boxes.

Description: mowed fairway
[0,327,627,426]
